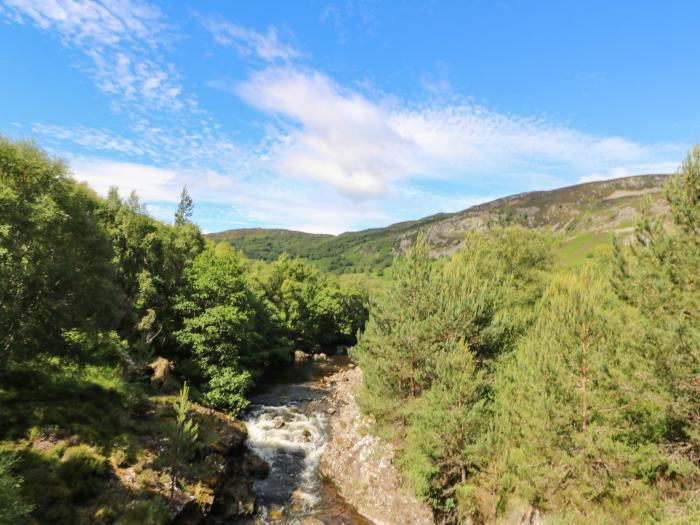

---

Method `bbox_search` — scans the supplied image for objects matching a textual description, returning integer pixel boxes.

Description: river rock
[313,352,328,361]
[294,350,312,362]
[242,451,269,479]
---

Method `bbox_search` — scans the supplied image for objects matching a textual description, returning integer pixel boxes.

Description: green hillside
[209,174,669,274]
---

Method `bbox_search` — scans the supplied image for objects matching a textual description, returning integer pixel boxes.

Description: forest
[0,137,367,523]
[352,146,700,523]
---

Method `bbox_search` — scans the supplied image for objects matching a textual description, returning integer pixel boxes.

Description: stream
[233,356,372,525]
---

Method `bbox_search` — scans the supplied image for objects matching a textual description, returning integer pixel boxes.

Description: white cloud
[71,158,181,201]
[3,0,165,46]
[32,123,153,156]
[203,18,300,62]
[233,66,683,199]
[3,0,186,111]
[237,67,416,197]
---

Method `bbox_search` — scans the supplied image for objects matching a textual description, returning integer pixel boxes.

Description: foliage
[613,144,700,456]
[252,254,368,351]
[0,452,32,525]
[159,382,199,497]
[353,149,700,523]
[174,185,194,226]
[401,341,489,520]
[58,444,110,502]
[174,244,280,413]
[0,138,118,376]
[352,229,550,425]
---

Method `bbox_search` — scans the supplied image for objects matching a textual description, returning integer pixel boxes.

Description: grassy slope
[0,359,250,524]
[210,174,669,275]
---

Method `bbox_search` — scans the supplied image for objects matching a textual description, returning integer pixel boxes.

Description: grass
[0,356,247,524]
[556,231,613,269]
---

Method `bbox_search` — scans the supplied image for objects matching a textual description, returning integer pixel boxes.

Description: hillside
[209,174,670,274]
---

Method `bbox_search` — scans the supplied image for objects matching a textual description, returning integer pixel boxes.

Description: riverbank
[319,366,434,525]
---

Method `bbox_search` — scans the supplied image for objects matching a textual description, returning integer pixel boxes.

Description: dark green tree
[402,340,489,521]
[175,243,287,414]
[0,138,118,376]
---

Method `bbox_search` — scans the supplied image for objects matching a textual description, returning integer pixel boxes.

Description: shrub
[58,445,110,502]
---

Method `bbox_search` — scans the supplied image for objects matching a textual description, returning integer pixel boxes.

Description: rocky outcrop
[320,367,435,525]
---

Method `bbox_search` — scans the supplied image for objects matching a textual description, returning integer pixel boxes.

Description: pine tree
[402,340,489,521]
[161,382,199,498]
[493,268,668,517]
[174,185,194,226]
[613,145,700,452]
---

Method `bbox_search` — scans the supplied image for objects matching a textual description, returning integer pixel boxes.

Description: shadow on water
[234,356,372,525]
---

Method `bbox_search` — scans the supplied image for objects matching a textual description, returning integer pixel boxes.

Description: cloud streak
[233,66,682,199]
[3,0,186,111]
[203,17,301,62]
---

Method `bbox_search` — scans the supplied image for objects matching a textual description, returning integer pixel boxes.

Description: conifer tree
[493,268,666,516]
[613,145,700,452]
[161,382,199,498]
[402,340,489,521]
[174,185,194,226]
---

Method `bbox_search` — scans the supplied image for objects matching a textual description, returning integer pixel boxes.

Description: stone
[313,353,328,361]
[294,350,312,362]
[242,451,270,479]
[301,517,324,525]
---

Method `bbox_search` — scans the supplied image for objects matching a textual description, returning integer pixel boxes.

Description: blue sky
[1,1,698,234]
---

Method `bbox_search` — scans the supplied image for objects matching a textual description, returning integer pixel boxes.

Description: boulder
[242,451,269,479]
[294,350,312,362]
[312,353,328,361]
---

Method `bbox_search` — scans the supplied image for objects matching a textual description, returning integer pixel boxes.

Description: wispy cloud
[3,0,186,111]
[232,66,682,199]
[203,18,301,62]
[421,60,452,95]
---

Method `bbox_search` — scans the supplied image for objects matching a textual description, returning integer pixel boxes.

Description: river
[233,356,372,525]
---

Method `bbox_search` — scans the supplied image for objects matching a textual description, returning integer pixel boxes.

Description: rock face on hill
[406,174,669,257]
[320,367,435,525]
[209,174,670,272]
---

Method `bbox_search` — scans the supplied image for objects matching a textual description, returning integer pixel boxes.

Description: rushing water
[234,356,372,525]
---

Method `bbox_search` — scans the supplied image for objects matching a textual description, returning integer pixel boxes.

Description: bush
[0,453,33,525]
[58,445,110,502]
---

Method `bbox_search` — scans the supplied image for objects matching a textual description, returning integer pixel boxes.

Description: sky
[1,1,699,234]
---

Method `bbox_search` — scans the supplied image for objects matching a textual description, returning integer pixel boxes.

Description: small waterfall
[233,356,371,524]
[244,403,328,511]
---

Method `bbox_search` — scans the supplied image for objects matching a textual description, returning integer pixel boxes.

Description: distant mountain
[208,174,670,274]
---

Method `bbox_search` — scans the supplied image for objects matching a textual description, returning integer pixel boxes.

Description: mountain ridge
[208,174,670,274]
